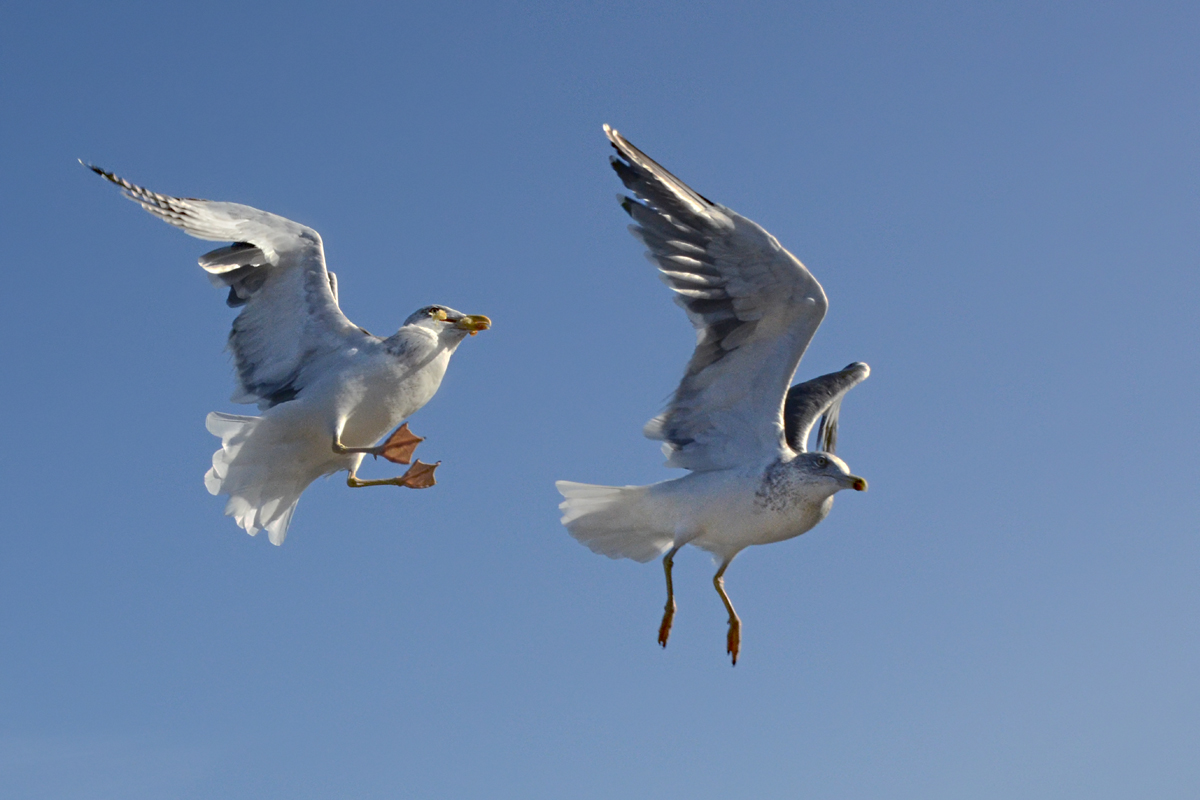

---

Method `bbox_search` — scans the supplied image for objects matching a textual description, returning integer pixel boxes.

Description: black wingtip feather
[603,126,718,209]
[84,162,115,181]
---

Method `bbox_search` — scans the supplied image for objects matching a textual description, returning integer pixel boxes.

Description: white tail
[205,412,306,546]
[556,481,673,563]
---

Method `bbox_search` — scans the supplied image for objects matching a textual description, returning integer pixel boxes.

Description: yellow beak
[454,314,492,335]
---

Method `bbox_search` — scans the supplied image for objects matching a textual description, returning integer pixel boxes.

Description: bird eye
[816,455,829,468]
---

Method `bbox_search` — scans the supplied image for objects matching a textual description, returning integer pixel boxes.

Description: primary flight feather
[556,126,870,664]
[87,164,490,545]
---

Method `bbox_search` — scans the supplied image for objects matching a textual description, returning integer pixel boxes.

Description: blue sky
[2,1,1198,797]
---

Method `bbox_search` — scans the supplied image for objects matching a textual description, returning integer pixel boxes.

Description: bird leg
[713,559,741,666]
[658,545,682,648]
[338,424,436,489]
[346,460,440,489]
[332,423,425,465]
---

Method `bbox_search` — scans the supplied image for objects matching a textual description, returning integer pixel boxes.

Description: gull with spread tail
[88,165,490,545]
[557,127,869,664]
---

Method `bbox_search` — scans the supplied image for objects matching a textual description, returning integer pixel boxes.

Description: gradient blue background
[2,1,1197,797]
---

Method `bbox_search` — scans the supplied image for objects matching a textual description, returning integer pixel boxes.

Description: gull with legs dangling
[88,165,490,545]
[557,126,870,664]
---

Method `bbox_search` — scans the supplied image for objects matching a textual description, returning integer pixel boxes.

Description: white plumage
[556,126,870,663]
[88,165,489,545]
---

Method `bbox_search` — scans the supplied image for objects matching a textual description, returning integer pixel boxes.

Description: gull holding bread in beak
[557,126,869,664]
[87,164,490,545]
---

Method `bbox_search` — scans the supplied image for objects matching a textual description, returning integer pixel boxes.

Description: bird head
[404,305,491,339]
[795,451,868,494]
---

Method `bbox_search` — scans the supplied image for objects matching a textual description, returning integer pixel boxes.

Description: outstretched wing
[88,164,367,408]
[783,362,870,454]
[605,125,828,471]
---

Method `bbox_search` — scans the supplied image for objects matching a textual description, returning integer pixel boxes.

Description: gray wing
[88,164,366,408]
[605,125,829,471]
[783,362,870,454]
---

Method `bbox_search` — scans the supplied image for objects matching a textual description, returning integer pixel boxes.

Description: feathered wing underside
[88,164,366,408]
[604,125,829,472]
[783,362,870,453]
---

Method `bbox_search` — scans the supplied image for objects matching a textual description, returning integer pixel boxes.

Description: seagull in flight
[557,126,869,664]
[88,165,490,545]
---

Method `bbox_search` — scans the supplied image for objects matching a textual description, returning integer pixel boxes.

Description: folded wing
[604,126,828,471]
[88,165,367,408]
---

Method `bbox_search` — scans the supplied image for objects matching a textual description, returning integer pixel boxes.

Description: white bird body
[298,327,458,450]
[557,126,870,663]
[559,451,851,563]
[677,461,837,554]
[88,165,489,545]
[206,326,468,543]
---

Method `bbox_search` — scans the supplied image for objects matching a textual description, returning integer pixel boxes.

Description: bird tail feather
[205,411,306,546]
[555,481,672,563]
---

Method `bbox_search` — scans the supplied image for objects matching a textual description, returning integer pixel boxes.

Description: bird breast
[335,345,452,447]
[653,460,836,554]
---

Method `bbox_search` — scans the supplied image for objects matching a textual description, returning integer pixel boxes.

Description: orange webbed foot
[398,459,439,489]
[726,618,741,666]
[378,423,424,465]
[658,602,676,648]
